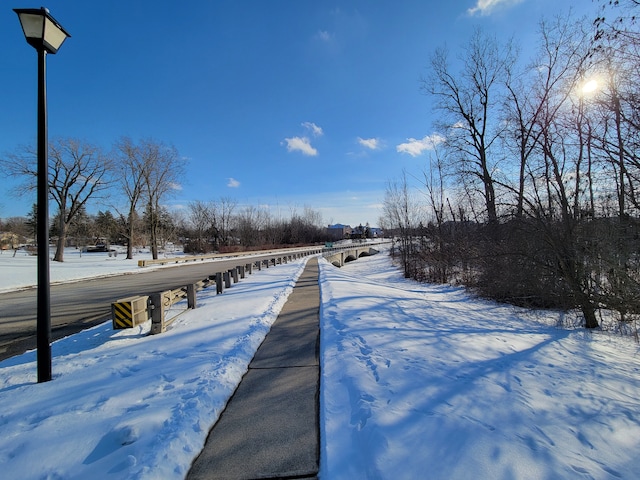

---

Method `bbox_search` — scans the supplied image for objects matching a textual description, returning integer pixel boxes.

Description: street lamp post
[14,7,70,383]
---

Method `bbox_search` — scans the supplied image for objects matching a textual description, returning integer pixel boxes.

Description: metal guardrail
[112,241,390,334]
[113,252,311,334]
[136,246,324,267]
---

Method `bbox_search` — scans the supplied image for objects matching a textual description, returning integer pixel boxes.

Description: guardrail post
[187,284,196,309]
[223,271,231,288]
[216,272,223,294]
[231,267,239,283]
[255,260,261,271]
[150,292,165,334]
[246,263,253,274]
[238,265,245,279]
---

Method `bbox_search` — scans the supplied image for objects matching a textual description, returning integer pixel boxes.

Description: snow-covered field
[1,247,639,479]
[0,246,181,293]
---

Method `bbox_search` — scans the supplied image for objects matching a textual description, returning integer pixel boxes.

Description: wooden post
[150,292,165,334]
[187,284,196,309]
[216,272,223,294]
[223,271,231,288]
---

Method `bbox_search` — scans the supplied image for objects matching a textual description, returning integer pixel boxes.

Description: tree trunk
[150,205,159,260]
[126,208,135,260]
[582,300,599,329]
[53,213,66,262]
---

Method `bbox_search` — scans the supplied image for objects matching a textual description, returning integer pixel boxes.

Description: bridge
[322,241,389,267]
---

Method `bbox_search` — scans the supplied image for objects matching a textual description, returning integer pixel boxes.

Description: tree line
[0,136,330,261]
[380,1,640,329]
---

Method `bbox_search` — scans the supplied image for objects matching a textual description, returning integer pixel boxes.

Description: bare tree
[236,205,269,247]
[112,136,146,259]
[419,148,453,282]
[382,172,420,277]
[502,15,589,217]
[1,138,111,262]
[211,197,237,248]
[186,200,213,253]
[139,139,183,259]
[425,28,514,224]
[592,1,640,217]
[113,138,184,260]
[391,7,640,329]
[589,0,640,322]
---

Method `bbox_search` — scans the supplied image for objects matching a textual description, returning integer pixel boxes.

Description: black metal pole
[36,47,52,383]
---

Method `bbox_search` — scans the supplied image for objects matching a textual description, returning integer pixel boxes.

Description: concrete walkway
[187,257,320,480]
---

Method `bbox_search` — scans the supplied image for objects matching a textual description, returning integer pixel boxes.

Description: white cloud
[467,0,523,16]
[282,122,323,156]
[316,30,334,43]
[302,122,323,137]
[227,178,240,188]
[283,136,318,156]
[396,134,445,157]
[358,137,381,150]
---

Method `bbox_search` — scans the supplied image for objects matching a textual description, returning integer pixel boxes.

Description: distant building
[326,224,352,240]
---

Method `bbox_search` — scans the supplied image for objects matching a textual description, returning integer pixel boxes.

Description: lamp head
[14,7,71,54]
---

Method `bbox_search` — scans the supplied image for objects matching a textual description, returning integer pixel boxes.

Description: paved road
[0,251,308,361]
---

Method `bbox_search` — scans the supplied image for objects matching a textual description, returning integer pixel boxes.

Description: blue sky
[1,0,598,227]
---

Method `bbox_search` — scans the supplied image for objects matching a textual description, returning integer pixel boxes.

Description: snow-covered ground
[1,247,639,479]
[0,246,183,293]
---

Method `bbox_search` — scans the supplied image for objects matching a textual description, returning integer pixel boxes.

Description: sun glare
[581,79,599,95]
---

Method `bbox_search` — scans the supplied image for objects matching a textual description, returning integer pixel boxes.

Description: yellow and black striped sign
[112,301,133,329]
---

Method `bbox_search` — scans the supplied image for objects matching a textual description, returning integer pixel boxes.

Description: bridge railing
[136,246,323,267]
[112,251,312,334]
[321,240,391,266]
[112,241,390,334]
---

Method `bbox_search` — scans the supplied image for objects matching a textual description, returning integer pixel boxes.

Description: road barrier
[112,242,390,334]
[136,246,323,268]
[111,295,150,329]
[113,252,314,334]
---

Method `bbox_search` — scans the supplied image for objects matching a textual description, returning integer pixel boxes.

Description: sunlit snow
[0,246,639,479]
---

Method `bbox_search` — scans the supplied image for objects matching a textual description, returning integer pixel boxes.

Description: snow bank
[319,254,640,479]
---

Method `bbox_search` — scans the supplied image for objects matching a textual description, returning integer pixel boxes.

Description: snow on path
[319,254,640,480]
[0,258,308,480]
[1,247,639,479]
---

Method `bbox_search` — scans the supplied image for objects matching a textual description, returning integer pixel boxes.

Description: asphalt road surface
[0,251,308,361]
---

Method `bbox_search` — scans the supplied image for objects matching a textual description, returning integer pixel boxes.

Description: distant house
[326,224,352,240]
[350,224,384,239]
[351,224,366,238]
